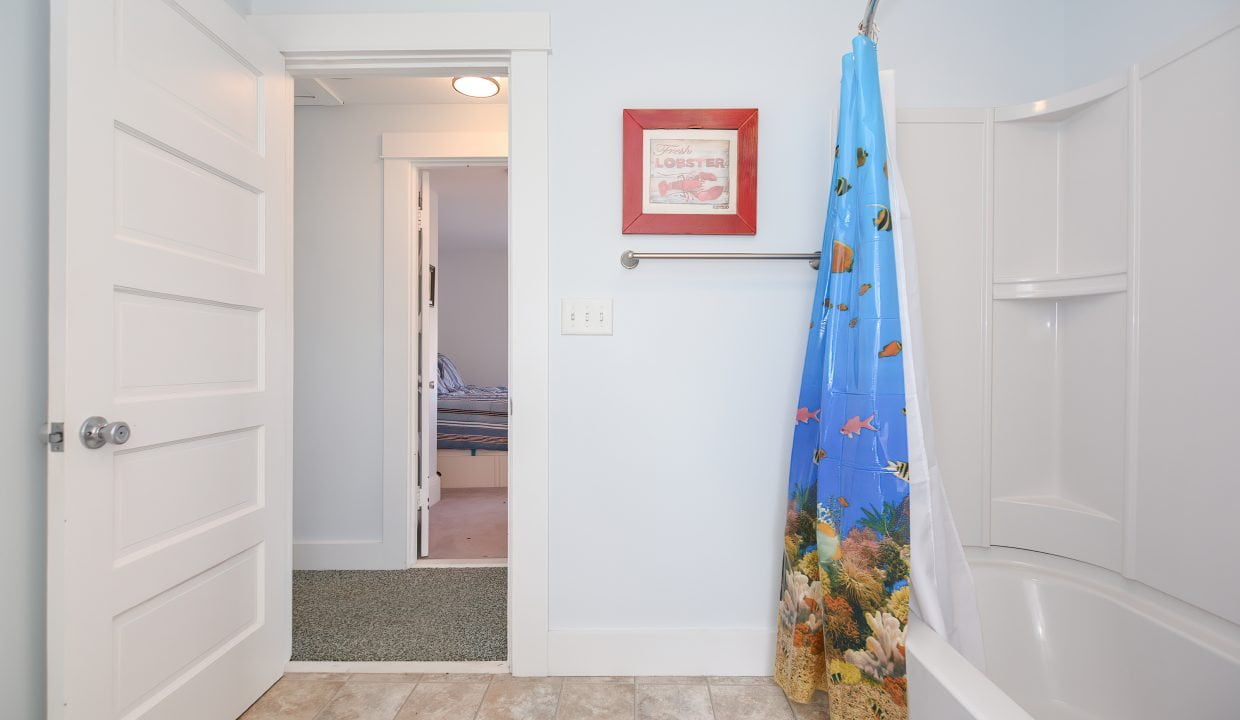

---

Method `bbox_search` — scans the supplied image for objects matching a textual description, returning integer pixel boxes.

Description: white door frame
[379,148,509,568]
[248,12,551,675]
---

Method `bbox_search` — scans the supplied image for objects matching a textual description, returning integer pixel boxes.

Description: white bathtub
[907,547,1240,719]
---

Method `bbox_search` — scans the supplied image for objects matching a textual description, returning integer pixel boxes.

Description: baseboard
[546,627,776,676]
[288,660,509,674]
[416,558,508,568]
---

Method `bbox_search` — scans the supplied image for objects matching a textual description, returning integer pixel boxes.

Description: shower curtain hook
[858,0,881,40]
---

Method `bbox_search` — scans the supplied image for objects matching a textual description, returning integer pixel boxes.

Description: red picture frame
[622,108,758,235]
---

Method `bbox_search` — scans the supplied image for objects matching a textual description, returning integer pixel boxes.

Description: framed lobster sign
[622,108,758,235]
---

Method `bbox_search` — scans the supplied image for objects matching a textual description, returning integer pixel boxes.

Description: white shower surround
[905,12,1240,718]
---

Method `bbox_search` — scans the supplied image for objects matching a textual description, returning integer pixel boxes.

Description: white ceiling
[294,75,509,106]
[431,166,508,252]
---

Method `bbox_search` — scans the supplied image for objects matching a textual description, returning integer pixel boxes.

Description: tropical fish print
[885,460,910,482]
[818,518,843,562]
[831,241,854,273]
[776,35,909,719]
[840,415,878,438]
[872,205,893,231]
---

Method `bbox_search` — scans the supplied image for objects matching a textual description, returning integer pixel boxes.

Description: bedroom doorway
[420,166,510,563]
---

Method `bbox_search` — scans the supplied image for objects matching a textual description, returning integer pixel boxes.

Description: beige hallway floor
[241,673,828,720]
[429,488,508,559]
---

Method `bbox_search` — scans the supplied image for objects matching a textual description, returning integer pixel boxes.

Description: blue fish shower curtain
[775,35,982,717]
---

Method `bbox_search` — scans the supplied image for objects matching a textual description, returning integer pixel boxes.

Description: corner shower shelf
[993,271,1127,300]
[987,72,1132,573]
[992,495,1123,571]
[991,73,1129,284]
[993,74,1128,123]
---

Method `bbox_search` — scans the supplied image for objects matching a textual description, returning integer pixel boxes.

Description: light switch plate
[561,298,613,335]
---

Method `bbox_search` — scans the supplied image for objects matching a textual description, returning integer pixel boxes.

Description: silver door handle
[429,380,436,389]
[80,416,131,449]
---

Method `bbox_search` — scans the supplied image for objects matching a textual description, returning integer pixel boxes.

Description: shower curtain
[774,35,984,716]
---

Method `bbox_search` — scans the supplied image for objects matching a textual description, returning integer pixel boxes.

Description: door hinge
[42,422,65,453]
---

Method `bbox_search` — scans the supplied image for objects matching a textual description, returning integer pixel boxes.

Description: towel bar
[620,250,821,270]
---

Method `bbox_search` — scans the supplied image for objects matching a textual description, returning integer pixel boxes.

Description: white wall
[269,0,1069,663]
[3,0,47,716]
[432,166,509,387]
[293,103,507,552]
[1064,0,1240,86]
[437,248,508,387]
[254,0,1238,671]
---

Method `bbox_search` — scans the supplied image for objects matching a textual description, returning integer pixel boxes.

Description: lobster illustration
[657,172,725,203]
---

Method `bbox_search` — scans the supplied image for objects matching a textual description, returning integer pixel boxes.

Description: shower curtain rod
[859,0,881,39]
[620,250,821,269]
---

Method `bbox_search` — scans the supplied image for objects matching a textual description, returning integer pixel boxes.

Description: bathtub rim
[963,545,1240,666]
[907,617,1036,720]
[909,545,1240,719]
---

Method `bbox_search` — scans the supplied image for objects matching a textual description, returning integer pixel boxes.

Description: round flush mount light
[452,76,500,98]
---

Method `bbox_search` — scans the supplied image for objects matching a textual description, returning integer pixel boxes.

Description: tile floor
[428,488,508,560]
[240,673,829,720]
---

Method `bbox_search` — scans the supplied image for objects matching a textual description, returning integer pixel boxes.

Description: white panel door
[48,0,292,718]
[418,170,441,557]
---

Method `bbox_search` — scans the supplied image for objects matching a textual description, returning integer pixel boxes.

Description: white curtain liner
[880,70,987,670]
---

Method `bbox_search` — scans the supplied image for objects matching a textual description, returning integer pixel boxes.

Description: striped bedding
[436,386,509,451]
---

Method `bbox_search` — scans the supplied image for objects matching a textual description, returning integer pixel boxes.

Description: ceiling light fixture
[451,76,500,99]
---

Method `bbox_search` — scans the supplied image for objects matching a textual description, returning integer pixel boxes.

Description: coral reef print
[775,35,909,719]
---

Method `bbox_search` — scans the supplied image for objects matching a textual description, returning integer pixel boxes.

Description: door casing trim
[254,11,551,676]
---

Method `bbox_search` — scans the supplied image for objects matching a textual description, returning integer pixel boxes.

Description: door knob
[80,416,131,449]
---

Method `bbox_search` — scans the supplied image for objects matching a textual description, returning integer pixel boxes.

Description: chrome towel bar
[620,250,821,270]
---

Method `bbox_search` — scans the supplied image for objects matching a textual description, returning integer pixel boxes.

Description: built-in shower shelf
[987,64,1132,572]
[993,73,1128,123]
[993,494,1118,520]
[992,495,1122,571]
[993,271,1127,300]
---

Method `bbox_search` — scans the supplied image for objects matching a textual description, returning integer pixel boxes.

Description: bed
[436,354,508,452]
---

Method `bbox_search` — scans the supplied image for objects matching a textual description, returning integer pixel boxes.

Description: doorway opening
[290,73,511,665]
[421,165,510,563]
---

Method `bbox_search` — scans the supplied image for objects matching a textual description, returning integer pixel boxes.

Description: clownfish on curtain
[774,34,985,718]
